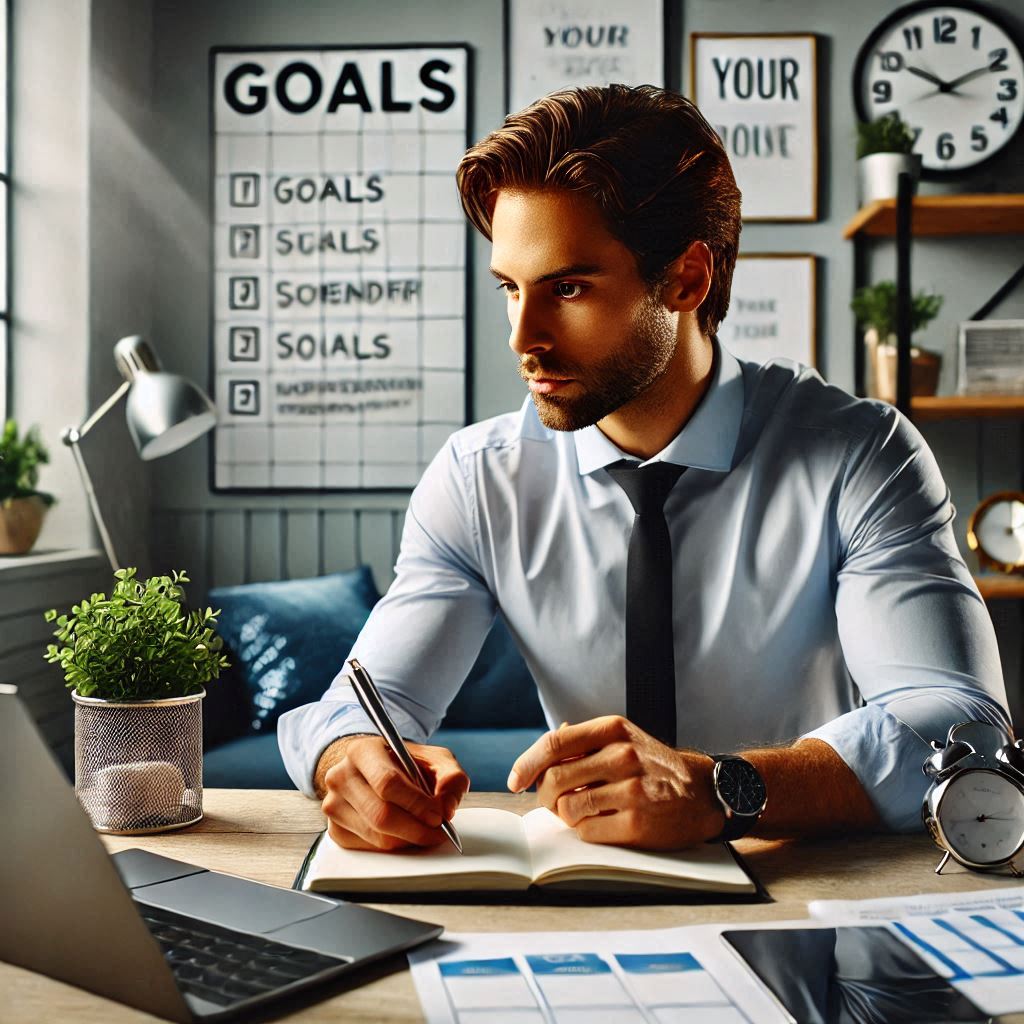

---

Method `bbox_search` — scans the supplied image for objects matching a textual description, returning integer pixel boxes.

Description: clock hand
[906,65,951,90]
[946,60,1001,91]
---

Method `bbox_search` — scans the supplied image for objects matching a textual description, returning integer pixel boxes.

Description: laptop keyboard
[138,903,350,1008]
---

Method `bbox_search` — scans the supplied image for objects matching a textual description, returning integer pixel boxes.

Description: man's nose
[508,298,554,358]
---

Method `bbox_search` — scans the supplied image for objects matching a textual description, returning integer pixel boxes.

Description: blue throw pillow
[208,567,381,735]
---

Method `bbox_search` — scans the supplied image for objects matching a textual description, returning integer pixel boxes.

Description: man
[278,84,1009,853]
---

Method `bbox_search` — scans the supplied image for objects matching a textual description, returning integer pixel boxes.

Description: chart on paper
[434,950,748,1024]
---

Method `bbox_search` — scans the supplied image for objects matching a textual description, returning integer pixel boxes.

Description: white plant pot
[72,689,205,834]
[857,152,923,206]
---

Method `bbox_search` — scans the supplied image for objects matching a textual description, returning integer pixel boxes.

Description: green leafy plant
[850,280,943,339]
[44,568,229,700]
[0,419,55,507]
[856,112,917,158]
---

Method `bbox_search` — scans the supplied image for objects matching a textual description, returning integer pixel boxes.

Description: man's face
[489,188,678,432]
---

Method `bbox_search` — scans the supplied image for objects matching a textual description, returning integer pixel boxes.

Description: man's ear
[661,240,713,315]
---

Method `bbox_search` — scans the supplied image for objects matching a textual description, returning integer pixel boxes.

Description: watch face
[936,769,1024,865]
[970,494,1024,570]
[715,759,767,817]
[854,2,1024,173]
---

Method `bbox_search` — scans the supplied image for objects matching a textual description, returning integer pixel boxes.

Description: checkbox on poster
[229,225,261,258]
[229,173,260,207]
[229,380,261,415]
[229,327,260,361]
[229,277,260,310]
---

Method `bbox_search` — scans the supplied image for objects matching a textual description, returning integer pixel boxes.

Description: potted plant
[0,419,56,555]
[856,111,923,206]
[851,280,944,403]
[44,567,230,834]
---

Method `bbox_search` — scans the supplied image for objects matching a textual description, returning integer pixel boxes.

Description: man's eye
[554,282,584,299]
[496,282,519,298]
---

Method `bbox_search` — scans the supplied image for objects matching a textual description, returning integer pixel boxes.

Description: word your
[275,278,421,308]
[275,227,379,256]
[715,122,796,159]
[224,58,457,115]
[276,331,391,360]
[710,57,801,101]
[273,176,384,205]
[543,25,629,48]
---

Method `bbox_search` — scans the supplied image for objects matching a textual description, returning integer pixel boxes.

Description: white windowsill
[0,548,106,582]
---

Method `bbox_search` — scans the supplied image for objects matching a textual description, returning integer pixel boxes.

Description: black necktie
[606,459,686,746]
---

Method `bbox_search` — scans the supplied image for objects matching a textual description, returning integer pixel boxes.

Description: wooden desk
[7,788,1024,1022]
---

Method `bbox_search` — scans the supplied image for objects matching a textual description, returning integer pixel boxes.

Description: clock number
[991,106,1009,127]
[910,126,923,146]
[971,125,989,151]
[997,79,1018,101]
[872,80,892,103]
[972,25,981,50]
[903,25,923,50]
[878,51,904,72]
[933,16,957,43]
[936,132,955,160]
[990,48,1009,72]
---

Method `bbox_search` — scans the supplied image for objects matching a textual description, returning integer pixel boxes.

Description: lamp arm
[61,380,132,573]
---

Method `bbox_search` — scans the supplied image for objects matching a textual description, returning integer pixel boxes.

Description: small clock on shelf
[853,0,1024,174]
[968,490,1024,574]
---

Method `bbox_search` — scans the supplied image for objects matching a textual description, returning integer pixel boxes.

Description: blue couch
[202,568,547,793]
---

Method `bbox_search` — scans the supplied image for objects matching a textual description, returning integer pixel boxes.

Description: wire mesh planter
[72,689,205,834]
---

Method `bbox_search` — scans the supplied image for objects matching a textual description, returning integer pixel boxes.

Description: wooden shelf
[975,575,1024,600]
[910,395,1024,421]
[843,194,1024,239]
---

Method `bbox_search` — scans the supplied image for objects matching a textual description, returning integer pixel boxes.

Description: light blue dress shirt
[278,341,1010,831]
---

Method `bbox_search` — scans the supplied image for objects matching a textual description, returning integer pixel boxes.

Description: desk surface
[7,788,1024,1022]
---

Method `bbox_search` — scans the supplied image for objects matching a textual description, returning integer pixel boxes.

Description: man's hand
[316,735,470,852]
[507,716,725,849]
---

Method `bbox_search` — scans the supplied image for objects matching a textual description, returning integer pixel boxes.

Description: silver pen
[347,658,463,854]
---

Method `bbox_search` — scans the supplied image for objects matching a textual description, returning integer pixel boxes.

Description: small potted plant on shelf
[0,419,56,555]
[44,567,230,834]
[851,280,944,404]
[856,111,923,206]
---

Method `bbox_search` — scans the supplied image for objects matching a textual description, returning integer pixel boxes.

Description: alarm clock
[967,491,1024,574]
[922,721,1024,875]
[853,1,1024,173]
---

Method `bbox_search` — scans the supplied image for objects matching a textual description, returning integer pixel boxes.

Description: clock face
[854,2,1024,173]
[969,492,1024,571]
[937,769,1024,865]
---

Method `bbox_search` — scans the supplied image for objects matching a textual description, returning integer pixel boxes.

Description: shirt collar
[573,337,744,476]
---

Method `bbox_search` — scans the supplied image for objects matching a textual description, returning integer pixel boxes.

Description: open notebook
[294,807,761,898]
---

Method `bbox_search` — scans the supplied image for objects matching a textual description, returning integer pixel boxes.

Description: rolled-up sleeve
[277,437,496,796]
[805,404,1010,832]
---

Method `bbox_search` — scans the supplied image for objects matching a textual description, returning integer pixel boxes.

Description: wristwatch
[706,754,767,843]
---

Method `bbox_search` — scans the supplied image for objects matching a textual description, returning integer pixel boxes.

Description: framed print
[507,0,664,115]
[723,254,817,367]
[690,33,818,221]
[210,46,470,492]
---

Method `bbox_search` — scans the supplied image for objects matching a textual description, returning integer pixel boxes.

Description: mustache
[519,355,581,380]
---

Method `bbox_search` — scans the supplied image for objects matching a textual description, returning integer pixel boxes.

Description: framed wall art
[507,0,665,114]
[210,45,470,491]
[690,33,819,221]
[722,254,818,367]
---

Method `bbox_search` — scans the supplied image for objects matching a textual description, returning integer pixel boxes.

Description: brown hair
[456,84,742,337]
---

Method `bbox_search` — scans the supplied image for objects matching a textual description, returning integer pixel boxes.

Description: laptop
[0,686,443,1022]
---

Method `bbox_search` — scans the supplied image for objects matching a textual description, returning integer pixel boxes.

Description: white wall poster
[691,34,818,221]
[211,47,469,491]
[722,254,817,367]
[508,0,664,114]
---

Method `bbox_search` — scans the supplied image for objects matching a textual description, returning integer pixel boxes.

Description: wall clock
[853,1,1024,174]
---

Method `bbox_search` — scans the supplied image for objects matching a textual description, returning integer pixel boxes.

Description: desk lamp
[62,335,216,571]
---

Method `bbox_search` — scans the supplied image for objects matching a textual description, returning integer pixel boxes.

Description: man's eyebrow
[488,263,607,286]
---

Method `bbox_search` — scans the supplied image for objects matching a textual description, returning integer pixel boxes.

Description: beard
[519,291,678,433]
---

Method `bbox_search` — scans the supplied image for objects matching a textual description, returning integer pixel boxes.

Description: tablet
[721,925,991,1024]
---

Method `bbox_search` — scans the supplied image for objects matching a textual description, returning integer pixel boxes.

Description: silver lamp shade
[114,335,217,460]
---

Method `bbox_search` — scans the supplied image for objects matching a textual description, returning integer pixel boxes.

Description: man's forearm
[744,737,882,837]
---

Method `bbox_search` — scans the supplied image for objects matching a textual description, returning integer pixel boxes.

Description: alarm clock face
[969,492,1024,573]
[854,2,1024,173]
[936,768,1024,866]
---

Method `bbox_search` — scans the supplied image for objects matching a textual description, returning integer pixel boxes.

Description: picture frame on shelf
[723,254,818,368]
[690,33,819,221]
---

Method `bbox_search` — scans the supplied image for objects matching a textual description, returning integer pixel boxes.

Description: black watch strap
[706,754,767,844]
